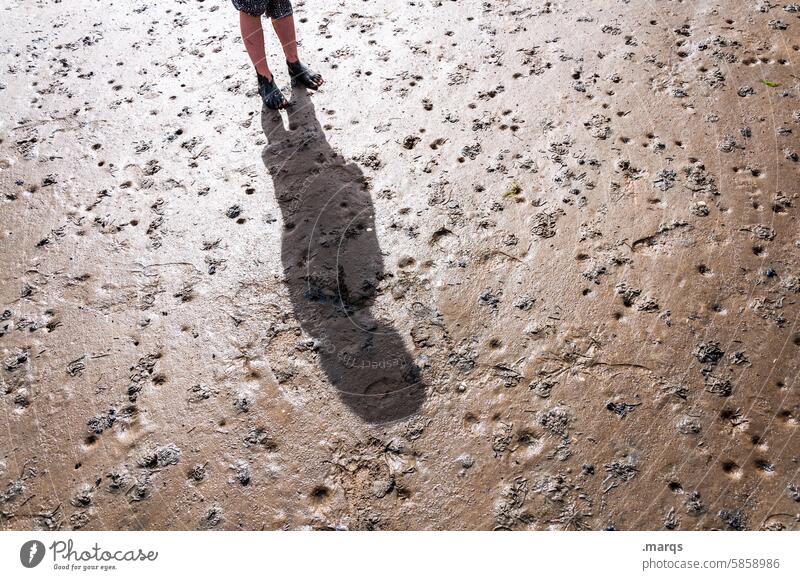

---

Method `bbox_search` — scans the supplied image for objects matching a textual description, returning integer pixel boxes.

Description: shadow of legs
[261,90,425,423]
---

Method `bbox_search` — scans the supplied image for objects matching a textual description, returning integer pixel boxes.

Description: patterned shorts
[232,0,293,19]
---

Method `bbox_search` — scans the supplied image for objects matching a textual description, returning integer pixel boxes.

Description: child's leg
[271,14,298,63]
[239,11,272,79]
[271,13,324,89]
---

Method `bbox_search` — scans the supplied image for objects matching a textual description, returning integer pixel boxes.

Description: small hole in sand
[722,461,739,474]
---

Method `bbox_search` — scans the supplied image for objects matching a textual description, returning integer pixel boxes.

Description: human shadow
[260,88,425,423]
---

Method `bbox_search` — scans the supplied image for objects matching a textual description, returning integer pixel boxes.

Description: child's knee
[238,11,261,23]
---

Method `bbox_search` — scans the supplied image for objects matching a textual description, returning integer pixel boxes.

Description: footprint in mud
[261,88,425,423]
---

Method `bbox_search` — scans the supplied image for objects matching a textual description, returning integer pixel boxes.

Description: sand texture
[1,0,799,530]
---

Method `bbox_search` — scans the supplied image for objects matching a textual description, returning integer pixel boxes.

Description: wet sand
[1,0,799,530]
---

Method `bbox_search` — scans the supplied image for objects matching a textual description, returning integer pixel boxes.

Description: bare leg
[271,14,299,63]
[272,14,324,88]
[239,12,272,79]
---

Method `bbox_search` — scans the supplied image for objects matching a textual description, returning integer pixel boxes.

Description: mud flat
[1,0,799,530]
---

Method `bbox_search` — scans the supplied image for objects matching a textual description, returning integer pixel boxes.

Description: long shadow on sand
[260,88,425,423]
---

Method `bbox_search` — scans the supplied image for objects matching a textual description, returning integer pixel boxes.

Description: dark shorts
[232,0,293,19]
